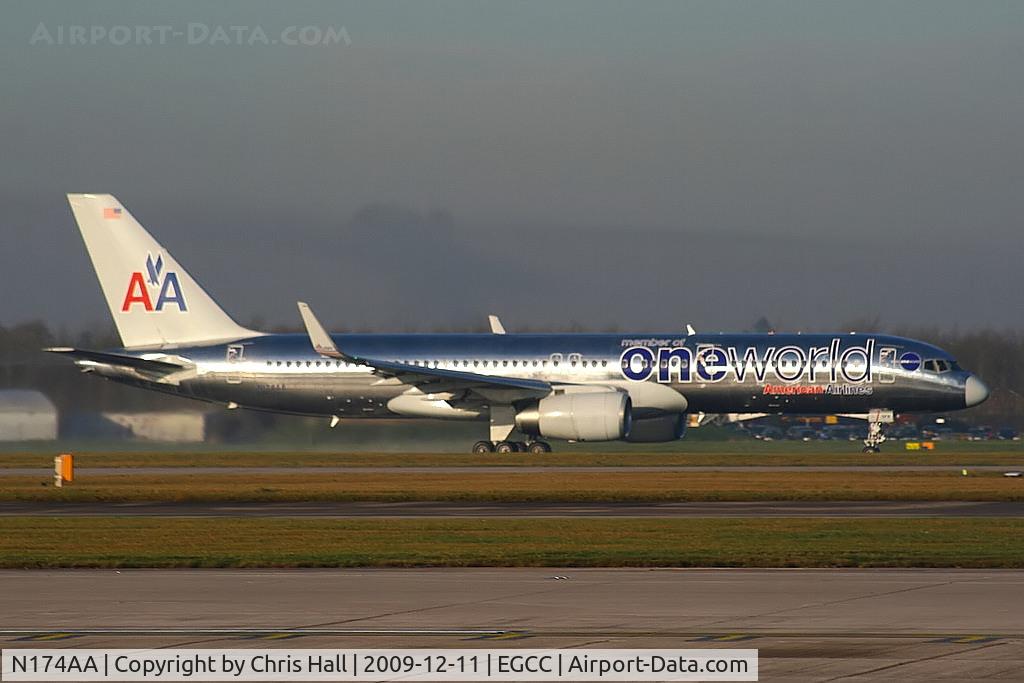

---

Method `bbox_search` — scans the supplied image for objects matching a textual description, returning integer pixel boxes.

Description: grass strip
[1,447,1023,469]
[1,517,1021,568]
[1,471,1022,503]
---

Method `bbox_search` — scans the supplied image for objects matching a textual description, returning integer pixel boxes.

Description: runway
[2,464,1023,476]
[2,568,1021,681]
[2,499,1023,517]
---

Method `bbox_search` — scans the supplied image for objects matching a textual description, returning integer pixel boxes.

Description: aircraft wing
[359,357,551,395]
[297,302,551,399]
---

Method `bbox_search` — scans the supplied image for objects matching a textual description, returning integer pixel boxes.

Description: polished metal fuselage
[91,332,973,419]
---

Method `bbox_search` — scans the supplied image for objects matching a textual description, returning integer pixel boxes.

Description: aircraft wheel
[472,440,495,454]
[862,446,881,454]
[494,441,517,454]
[527,441,552,454]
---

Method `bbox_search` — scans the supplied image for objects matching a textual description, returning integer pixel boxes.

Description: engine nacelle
[625,413,687,442]
[515,391,632,441]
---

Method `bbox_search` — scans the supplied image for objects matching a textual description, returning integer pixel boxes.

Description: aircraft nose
[964,375,990,408]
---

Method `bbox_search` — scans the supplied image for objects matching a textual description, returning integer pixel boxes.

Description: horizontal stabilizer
[44,347,186,373]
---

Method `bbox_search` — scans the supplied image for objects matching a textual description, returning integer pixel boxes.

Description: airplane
[48,194,990,453]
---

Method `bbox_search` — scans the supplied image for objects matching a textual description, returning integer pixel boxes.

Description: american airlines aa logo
[121,253,187,311]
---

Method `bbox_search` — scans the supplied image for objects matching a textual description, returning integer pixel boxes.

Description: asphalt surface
[2,464,1023,475]
[2,500,1022,517]
[2,568,1021,681]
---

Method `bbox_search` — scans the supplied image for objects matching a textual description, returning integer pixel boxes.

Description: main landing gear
[472,440,552,454]
[478,405,552,453]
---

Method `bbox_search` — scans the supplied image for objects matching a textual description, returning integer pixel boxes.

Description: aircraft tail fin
[66,193,261,349]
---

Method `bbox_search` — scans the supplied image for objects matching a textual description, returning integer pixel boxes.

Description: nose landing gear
[862,423,885,453]
[861,408,893,453]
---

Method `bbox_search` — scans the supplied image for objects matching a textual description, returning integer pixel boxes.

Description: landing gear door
[877,347,897,384]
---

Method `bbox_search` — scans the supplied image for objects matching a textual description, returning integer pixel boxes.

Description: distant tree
[751,316,775,334]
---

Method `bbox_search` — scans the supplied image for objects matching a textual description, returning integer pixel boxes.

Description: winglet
[488,315,506,335]
[297,302,344,359]
[685,324,696,336]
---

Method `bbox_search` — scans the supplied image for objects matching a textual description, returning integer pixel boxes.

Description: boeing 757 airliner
[49,194,990,453]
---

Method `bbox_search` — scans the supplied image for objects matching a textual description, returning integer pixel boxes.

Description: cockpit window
[924,359,953,373]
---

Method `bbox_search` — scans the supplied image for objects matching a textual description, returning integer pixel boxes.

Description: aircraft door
[225,344,244,384]
[877,347,897,384]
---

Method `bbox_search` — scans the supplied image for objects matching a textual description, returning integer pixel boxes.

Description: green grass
[3,470,1024,502]
[1,517,1020,568]
[2,443,1023,469]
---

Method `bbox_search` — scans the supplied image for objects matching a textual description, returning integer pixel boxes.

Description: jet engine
[515,390,632,441]
[625,413,687,442]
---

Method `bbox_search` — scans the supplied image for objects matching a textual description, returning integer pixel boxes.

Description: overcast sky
[2,1,1022,335]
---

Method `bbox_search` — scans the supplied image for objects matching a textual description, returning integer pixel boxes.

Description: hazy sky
[2,1,1022,335]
